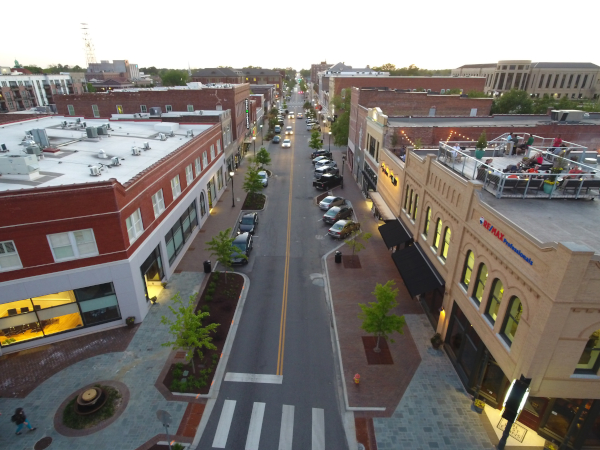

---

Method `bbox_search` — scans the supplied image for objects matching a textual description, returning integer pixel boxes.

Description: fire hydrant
[354,373,360,385]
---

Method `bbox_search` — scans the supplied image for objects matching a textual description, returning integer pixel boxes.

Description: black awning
[391,244,445,298]
[378,221,411,249]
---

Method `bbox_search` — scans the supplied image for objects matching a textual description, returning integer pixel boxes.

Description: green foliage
[205,228,238,274]
[173,443,185,450]
[467,90,488,98]
[309,130,323,150]
[443,88,462,95]
[243,164,265,196]
[491,89,533,114]
[476,130,488,150]
[371,63,452,76]
[331,111,349,147]
[23,65,43,74]
[161,293,218,373]
[202,304,210,313]
[345,227,372,256]
[300,68,311,78]
[390,129,399,148]
[86,83,96,93]
[161,69,189,87]
[303,101,312,110]
[205,294,213,302]
[413,138,423,149]
[255,148,272,168]
[358,280,406,352]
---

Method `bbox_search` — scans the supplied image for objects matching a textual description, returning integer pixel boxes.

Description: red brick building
[191,68,244,85]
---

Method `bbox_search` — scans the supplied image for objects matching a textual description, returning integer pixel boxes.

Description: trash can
[203,260,211,273]
[335,251,342,264]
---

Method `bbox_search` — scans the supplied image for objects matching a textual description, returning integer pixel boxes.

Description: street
[197,88,351,449]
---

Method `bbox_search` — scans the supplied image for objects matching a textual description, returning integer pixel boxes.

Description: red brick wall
[349,89,368,150]
[356,89,493,116]
[334,76,486,99]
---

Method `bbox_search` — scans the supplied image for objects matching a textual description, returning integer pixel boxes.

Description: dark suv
[232,233,253,265]
[322,205,353,224]
[311,149,332,159]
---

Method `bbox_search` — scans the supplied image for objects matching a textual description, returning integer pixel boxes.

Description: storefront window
[501,297,522,346]
[576,329,600,374]
[200,192,207,217]
[433,219,442,250]
[472,264,488,306]
[165,201,198,265]
[423,207,431,237]
[461,251,474,290]
[75,283,121,326]
[441,227,451,261]
[485,279,504,324]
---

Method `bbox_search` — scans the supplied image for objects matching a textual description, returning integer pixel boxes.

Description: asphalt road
[197,88,351,449]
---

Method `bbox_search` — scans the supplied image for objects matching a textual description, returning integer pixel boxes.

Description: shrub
[205,294,212,302]
[202,304,210,313]
[172,366,183,379]
[170,380,181,392]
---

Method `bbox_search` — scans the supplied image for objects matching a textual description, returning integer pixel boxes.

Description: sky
[2,0,598,72]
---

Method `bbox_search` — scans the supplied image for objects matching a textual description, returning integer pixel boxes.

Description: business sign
[245,99,249,129]
[480,217,533,266]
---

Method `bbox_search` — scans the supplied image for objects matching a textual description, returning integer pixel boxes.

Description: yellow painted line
[277,129,295,376]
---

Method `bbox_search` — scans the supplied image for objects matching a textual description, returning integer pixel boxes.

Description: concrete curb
[190,272,250,448]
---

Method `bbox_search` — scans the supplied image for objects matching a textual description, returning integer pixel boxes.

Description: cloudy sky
[2,0,598,72]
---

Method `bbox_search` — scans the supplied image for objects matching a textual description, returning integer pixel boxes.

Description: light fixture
[438,306,444,312]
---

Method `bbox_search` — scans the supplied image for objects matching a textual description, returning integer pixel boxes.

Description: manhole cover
[35,437,52,450]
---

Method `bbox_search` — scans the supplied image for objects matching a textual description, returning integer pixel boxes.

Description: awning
[361,170,377,191]
[391,244,445,298]
[378,220,411,248]
[369,192,396,221]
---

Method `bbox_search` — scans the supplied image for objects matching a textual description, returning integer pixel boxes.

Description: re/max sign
[480,217,533,266]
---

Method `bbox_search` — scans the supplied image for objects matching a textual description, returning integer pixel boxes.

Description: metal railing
[437,141,600,200]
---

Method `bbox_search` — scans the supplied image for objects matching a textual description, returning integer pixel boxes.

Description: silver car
[319,196,345,210]
[315,159,337,169]
[258,171,268,187]
[312,155,328,165]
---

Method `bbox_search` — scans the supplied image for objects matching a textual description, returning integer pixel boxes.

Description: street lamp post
[328,131,332,151]
[229,171,235,207]
[342,155,346,177]
[252,136,256,157]
[260,125,263,145]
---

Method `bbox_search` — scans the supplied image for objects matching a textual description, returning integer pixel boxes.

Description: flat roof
[388,114,600,127]
[480,191,600,253]
[0,116,213,191]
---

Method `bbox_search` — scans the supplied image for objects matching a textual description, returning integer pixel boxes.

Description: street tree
[303,101,311,110]
[86,83,96,93]
[243,164,264,196]
[345,225,372,256]
[255,148,271,169]
[205,228,241,278]
[491,89,533,114]
[331,111,349,146]
[372,63,397,72]
[161,69,189,87]
[309,130,323,151]
[161,292,219,373]
[358,280,406,353]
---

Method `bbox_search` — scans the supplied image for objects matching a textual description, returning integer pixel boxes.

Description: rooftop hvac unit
[0,144,8,152]
[550,110,585,122]
[143,142,150,149]
[25,144,42,156]
[82,122,86,127]
[186,130,194,137]
[111,156,121,166]
[61,121,67,128]
[149,107,162,116]
[97,125,108,135]
[168,131,174,137]
[132,147,141,156]
[86,127,98,138]
[76,118,81,123]
[98,149,108,159]
[159,133,166,141]
[90,166,101,176]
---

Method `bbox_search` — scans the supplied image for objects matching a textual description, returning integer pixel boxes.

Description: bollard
[354,373,360,385]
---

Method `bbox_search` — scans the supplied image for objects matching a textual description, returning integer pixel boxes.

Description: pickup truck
[313,173,343,190]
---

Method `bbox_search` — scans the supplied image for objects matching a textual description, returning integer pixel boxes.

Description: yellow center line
[277,122,295,376]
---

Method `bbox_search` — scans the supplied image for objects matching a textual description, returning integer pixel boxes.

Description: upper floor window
[92,105,100,118]
[47,229,98,262]
[116,105,123,114]
[423,207,431,237]
[67,105,75,116]
[485,279,504,324]
[187,105,194,112]
[185,164,194,185]
[404,185,410,210]
[171,175,181,200]
[202,151,208,167]
[412,194,419,220]
[152,189,166,218]
[433,219,442,250]
[472,263,488,305]
[0,240,23,271]
[210,145,215,159]
[501,296,522,346]
[461,251,474,289]
[165,105,173,112]
[195,157,202,176]
[126,209,144,244]
[217,139,221,154]
[575,329,600,374]
[441,227,451,261]
[140,105,147,113]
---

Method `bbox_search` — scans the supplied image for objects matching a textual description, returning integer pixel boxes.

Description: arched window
[199,192,207,217]
[575,329,600,374]
[461,251,474,289]
[404,186,410,210]
[423,207,431,237]
[412,194,419,220]
[408,189,413,215]
[433,219,442,249]
[485,279,504,324]
[441,227,451,261]
[472,263,488,305]
[501,297,522,346]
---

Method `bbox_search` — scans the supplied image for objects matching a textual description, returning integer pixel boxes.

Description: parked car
[313,173,343,190]
[311,149,332,160]
[323,205,353,224]
[282,139,291,148]
[278,119,284,126]
[315,159,337,169]
[272,135,281,143]
[232,232,253,265]
[312,155,329,165]
[307,123,320,131]
[274,125,281,134]
[285,126,294,135]
[328,220,360,238]
[319,196,345,210]
[258,171,268,187]
[238,212,259,235]
[314,165,339,179]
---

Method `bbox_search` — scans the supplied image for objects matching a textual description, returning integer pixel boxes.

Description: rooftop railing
[437,141,600,200]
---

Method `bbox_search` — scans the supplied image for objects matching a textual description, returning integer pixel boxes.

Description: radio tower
[81,23,97,66]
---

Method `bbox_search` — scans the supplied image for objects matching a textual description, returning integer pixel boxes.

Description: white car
[281,139,291,148]
[315,159,337,169]
[285,126,293,135]
[288,113,295,119]
[297,113,303,119]
[258,171,268,187]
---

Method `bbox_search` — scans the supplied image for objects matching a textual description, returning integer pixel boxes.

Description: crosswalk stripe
[312,408,325,450]
[245,402,266,450]
[212,400,236,448]
[278,405,294,450]
[224,372,283,384]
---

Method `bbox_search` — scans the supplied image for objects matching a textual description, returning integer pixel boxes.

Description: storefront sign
[480,217,533,266]
[245,99,249,129]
